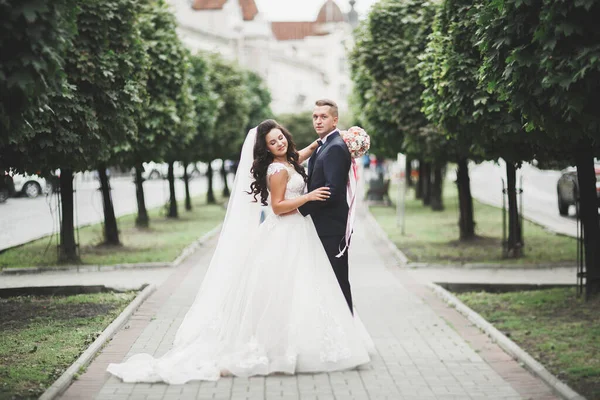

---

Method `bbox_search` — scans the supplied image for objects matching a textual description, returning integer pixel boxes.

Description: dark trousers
[319,235,353,314]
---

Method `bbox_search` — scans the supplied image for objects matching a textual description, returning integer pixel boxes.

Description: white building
[167,0,359,114]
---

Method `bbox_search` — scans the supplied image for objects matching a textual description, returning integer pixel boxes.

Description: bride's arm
[269,169,330,215]
[297,140,320,164]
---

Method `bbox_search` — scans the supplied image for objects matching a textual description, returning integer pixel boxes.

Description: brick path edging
[429,282,586,400]
[39,284,157,400]
[0,223,223,276]
[407,262,577,270]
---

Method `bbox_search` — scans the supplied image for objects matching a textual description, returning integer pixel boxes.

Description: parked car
[0,173,15,203]
[556,166,600,215]
[11,173,51,198]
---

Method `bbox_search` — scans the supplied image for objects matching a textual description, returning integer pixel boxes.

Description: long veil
[174,127,261,347]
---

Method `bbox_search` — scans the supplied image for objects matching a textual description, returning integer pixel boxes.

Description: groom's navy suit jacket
[299,131,351,237]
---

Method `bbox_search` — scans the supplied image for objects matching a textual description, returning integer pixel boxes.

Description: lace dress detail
[266,162,306,200]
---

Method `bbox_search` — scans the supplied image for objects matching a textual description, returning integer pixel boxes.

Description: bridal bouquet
[336,126,370,258]
[341,126,370,159]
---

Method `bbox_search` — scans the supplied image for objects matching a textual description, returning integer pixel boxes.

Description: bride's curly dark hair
[249,119,308,205]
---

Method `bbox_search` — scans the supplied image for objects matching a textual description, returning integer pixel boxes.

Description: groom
[299,99,353,314]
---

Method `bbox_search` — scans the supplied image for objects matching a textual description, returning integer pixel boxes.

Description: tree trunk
[430,163,444,211]
[167,161,178,218]
[456,158,475,240]
[183,161,192,211]
[422,162,431,206]
[98,165,120,245]
[574,146,600,298]
[405,157,413,187]
[134,162,149,228]
[415,160,424,199]
[207,161,216,204]
[221,162,230,198]
[505,162,523,258]
[58,169,79,263]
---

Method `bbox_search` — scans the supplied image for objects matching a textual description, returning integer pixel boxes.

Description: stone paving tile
[60,212,562,400]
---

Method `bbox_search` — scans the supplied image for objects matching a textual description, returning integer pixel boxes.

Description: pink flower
[340,126,370,159]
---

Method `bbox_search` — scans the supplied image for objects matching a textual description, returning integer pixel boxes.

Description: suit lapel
[308,130,339,179]
[308,149,318,177]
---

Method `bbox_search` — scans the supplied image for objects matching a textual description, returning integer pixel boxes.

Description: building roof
[316,0,347,23]
[191,0,258,21]
[238,0,258,21]
[191,0,225,11]
[271,0,347,41]
[271,22,319,41]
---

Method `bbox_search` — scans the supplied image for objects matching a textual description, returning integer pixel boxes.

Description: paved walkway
[61,211,558,400]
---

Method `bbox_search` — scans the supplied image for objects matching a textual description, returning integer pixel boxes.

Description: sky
[254,0,379,22]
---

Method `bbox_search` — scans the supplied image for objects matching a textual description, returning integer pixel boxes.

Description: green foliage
[168,47,196,162]
[0,0,77,138]
[349,0,439,159]
[202,54,251,161]
[186,55,272,164]
[190,53,220,137]
[0,0,77,169]
[275,112,315,149]
[419,1,478,161]
[244,70,272,133]
[419,0,540,164]
[349,24,399,157]
[15,0,148,173]
[477,0,600,153]
[134,0,195,165]
[183,52,221,164]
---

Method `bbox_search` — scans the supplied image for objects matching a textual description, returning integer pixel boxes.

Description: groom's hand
[300,145,348,217]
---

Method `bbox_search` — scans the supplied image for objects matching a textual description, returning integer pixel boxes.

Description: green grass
[0,291,137,399]
[0,197,226,269]
[458,288,600,399]
[370,182,577,265]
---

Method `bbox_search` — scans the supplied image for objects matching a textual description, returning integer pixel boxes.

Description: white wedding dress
[107,129,373,384]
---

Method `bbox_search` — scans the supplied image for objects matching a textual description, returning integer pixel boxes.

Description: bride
[107,119,373,384]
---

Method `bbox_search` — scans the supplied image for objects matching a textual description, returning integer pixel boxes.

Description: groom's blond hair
[315,99,338,118]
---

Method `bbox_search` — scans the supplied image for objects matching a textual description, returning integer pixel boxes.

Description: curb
[39,284,157,400]
[363,207,410,265]
[0,223,222,276]
[429,282,586,400]
[406,262,577,270]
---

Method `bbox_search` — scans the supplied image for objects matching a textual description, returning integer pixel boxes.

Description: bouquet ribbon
[336,159,358,258]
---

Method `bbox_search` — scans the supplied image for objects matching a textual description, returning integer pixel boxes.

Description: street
[1,161,579,253]
[469,160,578,238]
[0,174,228,252]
